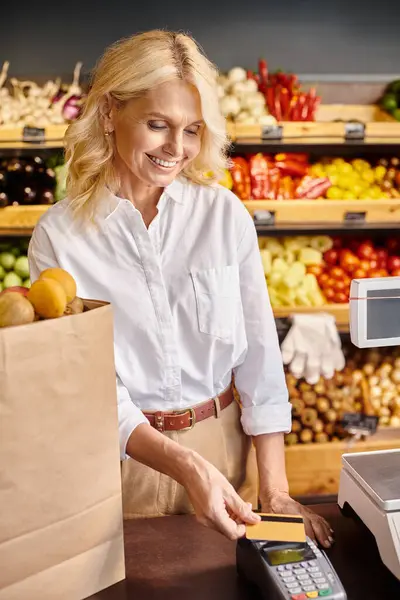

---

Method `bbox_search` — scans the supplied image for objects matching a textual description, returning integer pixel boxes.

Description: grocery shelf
[273,304,349,332]
[0,125,67,151]
[246,199,400,235]
[232,139,400,156]
[0,206,49,230]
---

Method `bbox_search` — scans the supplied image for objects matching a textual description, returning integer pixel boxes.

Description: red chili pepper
[274,86,283,121]
[258,59,269,88]
[268,167,281,200]
[297,93,308,121]
[295,176,332,199]
[249,153,270,200]
[266,86,275,116]
[287,74,299,95]
[230,157,251,200]
[280,87,290,121]
[290,96,299,121]
[275,160,308,178]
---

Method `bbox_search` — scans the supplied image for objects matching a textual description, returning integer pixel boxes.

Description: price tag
[344,211,366,224]
[22,126,46,143]
[261,124,283,140]
[342,413,379,437]
[344,121,365,140]
[253,209,276,226]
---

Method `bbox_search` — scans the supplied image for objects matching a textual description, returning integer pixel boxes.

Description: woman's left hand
[260,490,334,549]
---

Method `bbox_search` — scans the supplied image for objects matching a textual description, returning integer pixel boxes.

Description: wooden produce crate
[285,428,400,497]
[244,199,400,225]
[229,104,400,142]
[0,206,49,232]
[273,304,349,331]
[0,124,67,149]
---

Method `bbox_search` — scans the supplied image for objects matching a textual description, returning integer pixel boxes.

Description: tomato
[324,288,336,302]
[357,242,376,260]
[386,237,400,254]
[387,256,400,272]
[334,291,348,304]
[376,249,388,262]
[331,237,342,249]
[307,264,324,277]
[343,275,351,287]
[324,249,339,266]
[349,240,361,255]
[359,259,371,271]
[369,259,378,270]
[333,279,346,292]
[329,266,346,280]
[318,272,330,287]
[391,268,400,277]
[353,268,367,279]
[377,259,388,270]
[369,269,389,278]
[340,250,360,273]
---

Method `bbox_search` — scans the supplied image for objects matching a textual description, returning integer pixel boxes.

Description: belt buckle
[175,407,196,431]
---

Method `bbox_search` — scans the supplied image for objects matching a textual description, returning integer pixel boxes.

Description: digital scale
[237,277,400,598]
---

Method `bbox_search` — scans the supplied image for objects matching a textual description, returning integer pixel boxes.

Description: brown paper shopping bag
[0,301,125,600]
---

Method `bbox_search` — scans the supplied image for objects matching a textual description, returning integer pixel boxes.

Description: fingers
[226,491,261,525]
[308,514,334,549]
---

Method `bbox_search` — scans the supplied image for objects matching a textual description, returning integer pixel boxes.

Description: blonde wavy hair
[65,30,230,219]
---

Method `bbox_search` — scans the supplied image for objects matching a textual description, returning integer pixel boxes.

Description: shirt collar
[101,177,186,219]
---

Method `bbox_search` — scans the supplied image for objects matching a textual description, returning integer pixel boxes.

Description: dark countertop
[88,503,400,600]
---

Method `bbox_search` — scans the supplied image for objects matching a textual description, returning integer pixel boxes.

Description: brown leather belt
[143,386,234,432]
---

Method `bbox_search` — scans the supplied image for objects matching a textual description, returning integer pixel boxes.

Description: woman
[29,30,333,546]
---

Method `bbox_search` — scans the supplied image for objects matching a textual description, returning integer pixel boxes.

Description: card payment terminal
[237,536,346,600]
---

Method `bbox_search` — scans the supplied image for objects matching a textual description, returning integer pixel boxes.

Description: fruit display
[0,267,83,327]
[380,79,400,122]
[230,153,400,201]
[0,61,85,128]
[247,60,321,122]
[217,67,276,125]
[259,235,332,307]
[260,234,400,307]
[319,236,400,303]
[285,344,400,445]
[0,239,31,291]
[0,155,66,206]
[310,157,400,200]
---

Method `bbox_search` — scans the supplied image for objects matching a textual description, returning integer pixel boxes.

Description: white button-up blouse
[28,178,291,459]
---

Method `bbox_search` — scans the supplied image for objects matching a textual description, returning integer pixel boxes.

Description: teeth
[149,155,177,168]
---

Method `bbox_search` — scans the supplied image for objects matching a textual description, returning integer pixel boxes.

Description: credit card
[246,513,306,543]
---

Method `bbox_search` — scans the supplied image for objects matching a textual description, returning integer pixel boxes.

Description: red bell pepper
[295,176,332,199]
[230,157,251,200]
[275,160,308,178]
[280,87,290,121]
[249,153,270,200]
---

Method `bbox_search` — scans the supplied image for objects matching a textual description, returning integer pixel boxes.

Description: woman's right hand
[181,451,260,540]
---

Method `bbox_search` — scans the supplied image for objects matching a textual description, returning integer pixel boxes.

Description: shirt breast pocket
[191,265,241,340]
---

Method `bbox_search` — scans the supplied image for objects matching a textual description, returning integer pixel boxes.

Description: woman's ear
[99,93,115,134]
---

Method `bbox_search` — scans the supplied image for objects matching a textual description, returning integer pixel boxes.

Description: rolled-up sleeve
[28,225,150,460]
[233,212,292,436]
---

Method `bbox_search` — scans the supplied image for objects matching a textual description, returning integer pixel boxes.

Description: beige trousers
[121,400,259,519]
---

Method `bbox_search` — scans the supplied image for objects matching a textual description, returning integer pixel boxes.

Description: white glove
[281,313,345,384]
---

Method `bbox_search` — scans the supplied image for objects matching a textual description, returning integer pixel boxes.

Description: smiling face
[110,79,204,193]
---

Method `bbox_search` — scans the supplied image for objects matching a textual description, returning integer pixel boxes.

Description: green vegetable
[14,256,30,279]
[0,265,5,281]
[0,252,16,271]
[3,272,22,288]
[382,94,398,112]
[23,278,31,289]
[393,109,400,122]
